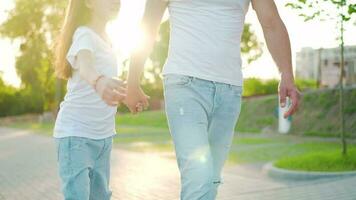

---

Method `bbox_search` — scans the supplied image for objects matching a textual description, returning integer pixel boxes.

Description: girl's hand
[95,76,127,106]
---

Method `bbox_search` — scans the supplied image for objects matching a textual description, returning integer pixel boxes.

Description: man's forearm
[262,20,294,80]
[127,28,158,87]
[127,48,151,87]
[127,0,167,88]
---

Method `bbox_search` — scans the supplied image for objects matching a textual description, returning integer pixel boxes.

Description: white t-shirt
[54,26,119,139]
[162,0,251,86]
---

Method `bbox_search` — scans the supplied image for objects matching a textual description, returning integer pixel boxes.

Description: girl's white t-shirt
[162,0,251,86]
[54,26,118,139]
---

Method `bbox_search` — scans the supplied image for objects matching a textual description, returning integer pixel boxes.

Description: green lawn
[4,111,355,169]
[227,140,356,164]
[275,148,356,172]
[6,121,53,135]
[116,111,169,129]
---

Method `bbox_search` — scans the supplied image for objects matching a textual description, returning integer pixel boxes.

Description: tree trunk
[339,14,347,156]
[317,48,322,88]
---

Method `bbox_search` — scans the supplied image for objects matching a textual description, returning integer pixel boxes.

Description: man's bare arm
[126,0,168,113]
[252,0,300,117]
[128,0,167,85]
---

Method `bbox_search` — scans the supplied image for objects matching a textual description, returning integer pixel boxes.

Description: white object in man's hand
[279,74,301,118]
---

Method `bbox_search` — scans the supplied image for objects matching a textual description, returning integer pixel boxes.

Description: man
[125,0,300,199]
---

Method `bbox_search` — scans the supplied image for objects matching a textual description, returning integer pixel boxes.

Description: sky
[1,0,356,87]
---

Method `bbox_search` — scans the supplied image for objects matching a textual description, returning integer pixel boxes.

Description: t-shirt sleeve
[66,28,95,70]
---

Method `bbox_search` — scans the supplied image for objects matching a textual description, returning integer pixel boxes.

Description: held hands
[125,85,150,114]
[94,76,148,113]
[279,74,301,118]
[95,76,127,106]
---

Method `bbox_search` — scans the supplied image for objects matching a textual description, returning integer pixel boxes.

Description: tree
[286,0,356,155]
[0,0,66,112]
[241,23,264,64]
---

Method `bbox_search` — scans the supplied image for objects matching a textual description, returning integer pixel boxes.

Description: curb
[263,162,356,181]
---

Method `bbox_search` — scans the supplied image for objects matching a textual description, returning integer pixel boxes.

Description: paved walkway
[0,127,355,200]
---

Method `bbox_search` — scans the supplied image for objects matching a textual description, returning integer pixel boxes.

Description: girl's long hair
[54,0,92,79]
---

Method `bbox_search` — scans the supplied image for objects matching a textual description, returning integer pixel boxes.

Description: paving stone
[0,127,355,200]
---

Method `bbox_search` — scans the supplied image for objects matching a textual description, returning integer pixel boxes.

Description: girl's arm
[125,0,168,113]
[76,50,126,106]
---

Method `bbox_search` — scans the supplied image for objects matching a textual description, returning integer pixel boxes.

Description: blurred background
[0,0,355,199]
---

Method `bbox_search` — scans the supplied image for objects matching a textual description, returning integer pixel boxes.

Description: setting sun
[107,21,145,58]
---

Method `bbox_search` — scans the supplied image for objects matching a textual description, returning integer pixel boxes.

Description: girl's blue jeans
[55,136,113,200]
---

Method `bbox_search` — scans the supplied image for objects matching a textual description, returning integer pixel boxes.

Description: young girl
[53,0,132,199]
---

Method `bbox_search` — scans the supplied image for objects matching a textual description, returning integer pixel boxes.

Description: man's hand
[279,74,300,118]
[95,76,127,107]
[124,85,150,114]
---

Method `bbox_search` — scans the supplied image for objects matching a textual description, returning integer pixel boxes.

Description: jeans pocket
[164,74,192,87]
[69,137,87,150]
[231,85,243,96]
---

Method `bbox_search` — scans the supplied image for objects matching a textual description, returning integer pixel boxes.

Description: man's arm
[252,0,300,118]
[126,0,168,113]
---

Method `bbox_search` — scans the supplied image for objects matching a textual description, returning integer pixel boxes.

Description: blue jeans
[163,74,242,200]
[55,136,113,200]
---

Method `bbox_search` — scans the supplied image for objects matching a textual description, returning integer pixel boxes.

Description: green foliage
[349,4,356,15]
[295,79,317,91]
[0,0,66,112]
[236,95,277,133]
[0,77,44,116]
[243,78,278,97]
[241,24,264,64]
[242,78,316,97]
[291,88,356,136]
[148,20,170,84]
[286,0,356,22]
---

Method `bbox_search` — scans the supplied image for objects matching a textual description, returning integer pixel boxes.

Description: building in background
[296,46,356,88]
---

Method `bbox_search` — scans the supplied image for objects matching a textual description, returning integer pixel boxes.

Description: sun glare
[106,0,147,58]
[107,21,145,58]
